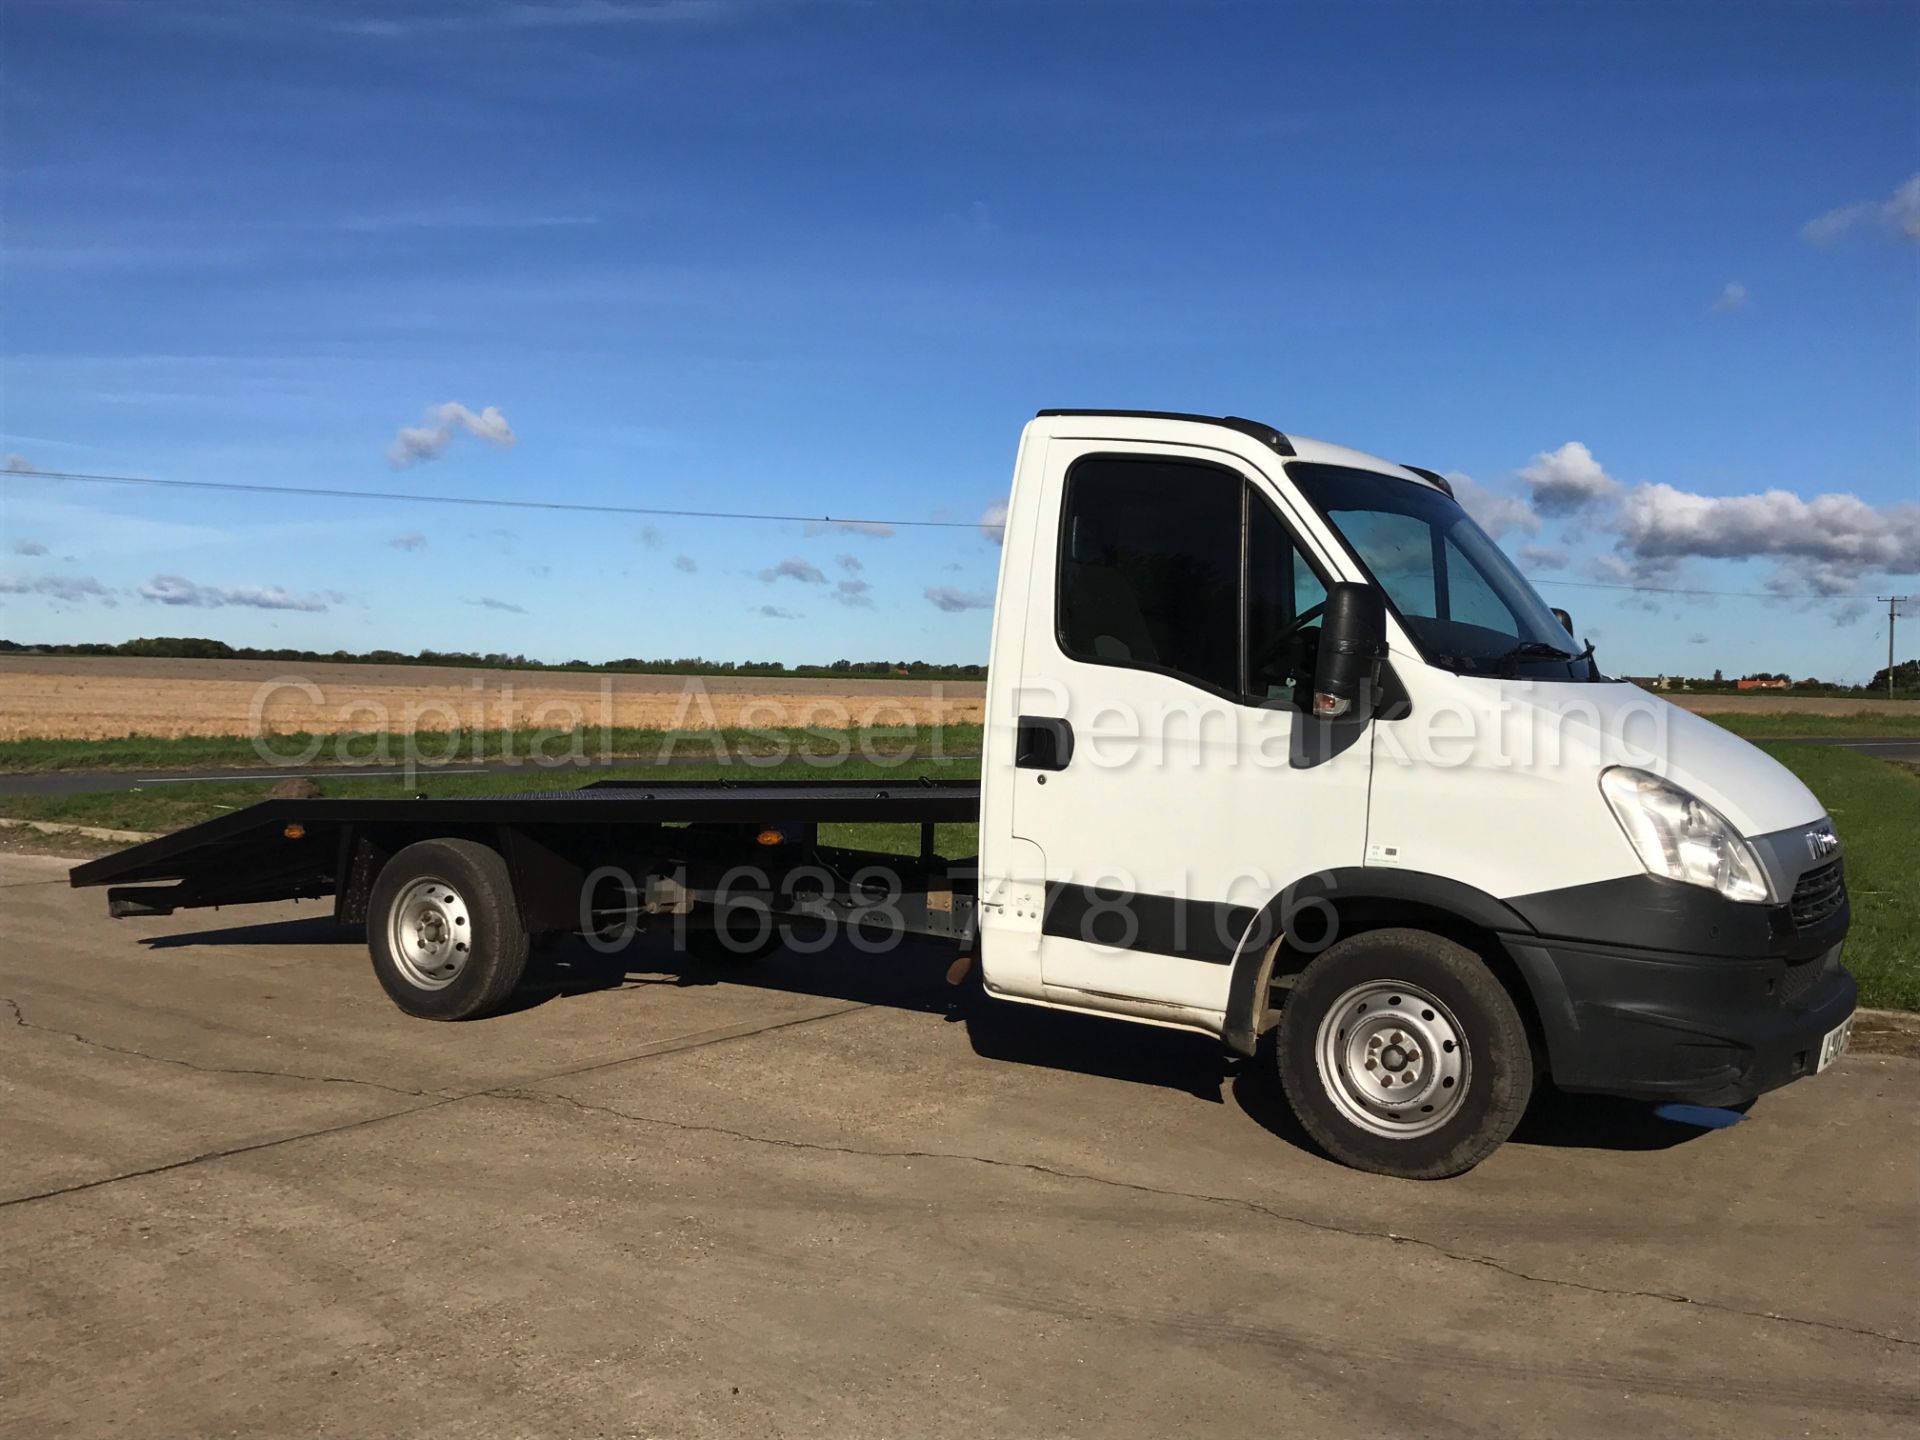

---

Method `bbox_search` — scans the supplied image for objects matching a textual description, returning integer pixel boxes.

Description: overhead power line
[7,468,998,532]
[5,466,1890,603]
[1530,577,1877,602]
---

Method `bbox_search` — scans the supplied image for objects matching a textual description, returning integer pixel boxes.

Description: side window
[1057,457,1239,693]
[1247,493,1330,697]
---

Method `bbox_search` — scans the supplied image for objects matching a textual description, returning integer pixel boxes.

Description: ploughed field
[0,655,987,742]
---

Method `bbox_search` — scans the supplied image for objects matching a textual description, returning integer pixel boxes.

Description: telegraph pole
[1879,596,1911,699]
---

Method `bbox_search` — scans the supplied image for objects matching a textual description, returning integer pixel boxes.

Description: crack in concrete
[0,1100,459,1209]
[2,996,451,1100]
[493,1084,1920,1352]
[0,997,881,1210]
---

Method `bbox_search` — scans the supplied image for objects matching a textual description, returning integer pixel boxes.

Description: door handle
[1015,715,1074,771]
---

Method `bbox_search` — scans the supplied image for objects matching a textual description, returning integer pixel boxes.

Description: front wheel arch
[1220,870,1541,1060]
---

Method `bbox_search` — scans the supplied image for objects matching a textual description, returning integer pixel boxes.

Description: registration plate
[1816,1016,1853,1074]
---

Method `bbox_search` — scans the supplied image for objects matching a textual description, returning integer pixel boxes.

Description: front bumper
[1503,936,1856,1107]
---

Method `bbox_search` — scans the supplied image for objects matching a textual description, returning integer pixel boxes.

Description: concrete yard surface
[2,852,1915,1438]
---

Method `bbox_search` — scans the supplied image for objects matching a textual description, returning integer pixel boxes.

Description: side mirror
[1312,582,1388,724]
[1551,606,1574,638]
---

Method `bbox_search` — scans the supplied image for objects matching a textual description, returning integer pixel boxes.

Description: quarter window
[1248,491,1330,698]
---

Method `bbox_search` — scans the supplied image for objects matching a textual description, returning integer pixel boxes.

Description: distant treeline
[0,636,989,681]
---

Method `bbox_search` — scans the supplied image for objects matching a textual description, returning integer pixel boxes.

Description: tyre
[681,904,787,964]
[368,839,530,1020]
[1277,928,1533,1179]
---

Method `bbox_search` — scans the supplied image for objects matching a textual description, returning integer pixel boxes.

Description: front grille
[1789,859,1846,929]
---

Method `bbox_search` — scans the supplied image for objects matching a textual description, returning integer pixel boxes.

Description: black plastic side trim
[1041,882,1251,963]
[1036,409,1296,457]
[1250,867,1532,940]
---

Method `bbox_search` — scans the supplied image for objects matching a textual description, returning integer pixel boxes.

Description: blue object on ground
[1653,1103,1747,1129]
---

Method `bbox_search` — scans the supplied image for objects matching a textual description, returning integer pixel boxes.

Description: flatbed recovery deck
[72,776,982,958]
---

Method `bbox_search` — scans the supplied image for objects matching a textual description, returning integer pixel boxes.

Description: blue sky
[2,0,1915,679]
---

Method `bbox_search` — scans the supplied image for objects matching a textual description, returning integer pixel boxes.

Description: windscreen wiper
[1493,638,1605,678]
[1498,640,1574,663]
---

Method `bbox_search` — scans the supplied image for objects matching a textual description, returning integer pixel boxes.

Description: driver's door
[1009,441,1374,1017]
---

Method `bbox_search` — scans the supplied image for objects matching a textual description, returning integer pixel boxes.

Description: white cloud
[673,553,698,573]
[140,574,331,611]
[836,552,862,573]
[340,0,744,37]
[925,585,993,613]
[0,572,111,603]
[1517,544,1569,571]
[1447,472,1538,540]
[639,525,663,548]
[4,453,36,473]
[466,596,527,614]
[389,531,428,551]
[1615,483,1920,595]
[756,604,800,619]
[833,578,874,608]
[1803,173,1920,246]
[756,560,825,587]
[386,402,516,468]
[979,499,1008,544]
[1711,281,1749,314]
[804,518,895,539]
[10,539,49,556]
[757,556,826,585]
[339,209,599,233]
[1520,441,1621,516]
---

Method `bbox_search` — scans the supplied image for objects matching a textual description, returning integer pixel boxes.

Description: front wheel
[368,839,530,1020]
[1277,928,1533,1179]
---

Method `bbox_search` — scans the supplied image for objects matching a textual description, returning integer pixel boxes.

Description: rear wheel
[1277,928,1532,1179]
[368,839,529,1020]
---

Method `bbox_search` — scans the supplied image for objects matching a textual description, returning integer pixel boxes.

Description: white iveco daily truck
[74,409,1857,1179]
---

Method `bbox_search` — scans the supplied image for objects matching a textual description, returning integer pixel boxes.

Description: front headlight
[1599,767,1772,904]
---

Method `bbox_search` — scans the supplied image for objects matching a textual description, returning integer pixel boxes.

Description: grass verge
[1702,711,1920,739]
[1758,742,1919,1012]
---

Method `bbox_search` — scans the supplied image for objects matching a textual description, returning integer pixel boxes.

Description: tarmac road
[2,852,1915,1438]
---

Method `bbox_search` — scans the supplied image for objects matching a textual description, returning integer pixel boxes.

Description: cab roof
[1033,408,1450,497]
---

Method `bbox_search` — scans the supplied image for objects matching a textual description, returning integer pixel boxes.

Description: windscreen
[1288,463,1603,681]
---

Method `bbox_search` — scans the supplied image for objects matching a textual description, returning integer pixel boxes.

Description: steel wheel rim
[1314,980,1470,1139]
[388,876,472,990]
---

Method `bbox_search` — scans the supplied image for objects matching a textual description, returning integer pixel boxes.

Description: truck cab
[975,410,1854,1178]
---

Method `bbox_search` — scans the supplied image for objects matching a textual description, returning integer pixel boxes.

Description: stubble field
[0,655,988,742]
